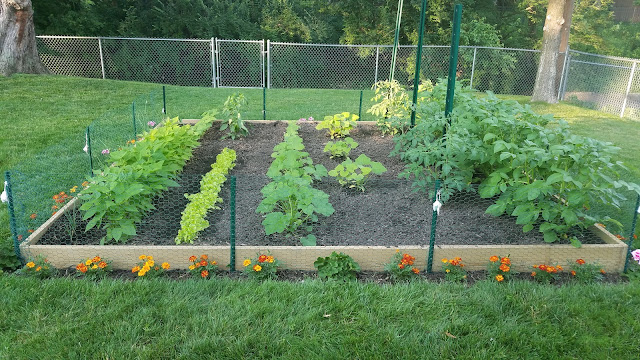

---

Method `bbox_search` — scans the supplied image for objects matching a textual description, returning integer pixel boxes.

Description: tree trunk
[531,0,566,103]
[0,0,47,76]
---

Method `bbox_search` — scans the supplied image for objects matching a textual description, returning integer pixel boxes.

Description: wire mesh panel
[216,40,264,88]
[564,51,635,115]
[101,38,212,86]
[37,36,103,78]
[270,43,379,89]
[472,47,539,95]
[624,62,640,120]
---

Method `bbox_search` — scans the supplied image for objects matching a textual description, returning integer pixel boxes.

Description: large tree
[531,0,572,103]
[0,0,47,76]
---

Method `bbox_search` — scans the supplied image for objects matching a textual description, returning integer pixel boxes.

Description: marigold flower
[570,270,576,276]
[147,260,155,268]
[189,265,195,270]
[199,260,207,267]
[600,269,606,274]
[441,258,448,263]
[538,264,547,271]
[412,268,420,274]
[499,264,510,272]
[243,259,251,267]
[146,255,153,261]
[200,269,209,278]
[139,255,147,260]
[189,255,197,262]
[445,269,450,273]
[454,257,462,262]
[28,229,34,233]
[266,256,274,263]
[635,234,638,240]
[198,254,208,260]
[92,256,101,263]
[82,181,89,187]
[496,275,504,282]
[52,211,57,216]
[30,213,37,219]
[210,261,217,265]
[85,259,92,266]
[531,272,536,277]
[501,257,511,265]
[557,265,563,271]
[161,262,170,270]
[253,264,262,272]
[132,266,140,273]
[142,264,151,272]
[398,264,405,269]
[91,264,98,270]
[98,261,107,269]
[70,186,78,193]
[52,205,58,210]
[258,255,268,263]
[53,194,59,200]
[17,235,23,241]
[616,234,625,240]
[576,259,585,265]
[36,266,42,272]
[154,266,159,271]
[546,266,556,273]
[138,270,146,277]
[489,255,499,262]
[76,263,88,273]
[396,249,400,253]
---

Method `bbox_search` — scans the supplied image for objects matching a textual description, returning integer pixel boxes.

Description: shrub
[570,259,605,283]
[487,255,512,282]
[131,255,169,278]
[18,255,55,279]
[243,253,281,280]
[314,252,360,281]
[76,256,112,280]
[441,257,466,282]
[316,112,358,139]
[384,250,420,281]
[188,255,218,279]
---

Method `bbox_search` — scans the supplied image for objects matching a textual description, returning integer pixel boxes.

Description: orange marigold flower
[253,264,262,272]
[501,257,511,265]
[26,262,35,268]
[98,261,107,269]
[258,255,268,263]
[189,255,197,262]
[210,261,217,266]
[154,266,159,271]
[489,255,499,262]
[28,229,34,233]
[546,266,556,273]
[570,270,576,276]
[441,258,448,263]
[199,260,207,267]
[52,205,58,210]
[412,268,420,274]
[131,266,140,273]
[82,181,89,187]
[52,211,57,216]
[139,255,146,260]
[161,262,170,270]
[533,265,538,268]
[201,270,209,278]
[92,256,101,263]
[557,265,563,271]
[499,264,510,272]
[600,269,606,274]
[30,213,37,219]
[200,254,208,260]
[52,194,59,200]
[398,264,405,269]
[266,256,274,263]
[576,259,585,265]
[496,275,504,282]
[454,257,462,262]
[634,234,638,240]
[531,271,537,277]
[76,263,88,273]
[538,264,547,271]
[36,266,42,272]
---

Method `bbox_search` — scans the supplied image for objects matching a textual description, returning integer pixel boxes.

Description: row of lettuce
[16,251,624,284]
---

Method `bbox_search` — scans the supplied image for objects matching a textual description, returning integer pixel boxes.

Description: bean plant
[219,93,248,140]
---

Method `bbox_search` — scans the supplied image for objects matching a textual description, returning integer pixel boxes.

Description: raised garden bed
[21,121,628,272]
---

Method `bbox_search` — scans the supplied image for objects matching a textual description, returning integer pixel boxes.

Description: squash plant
[316,112,358,139]
[329,154,387,192]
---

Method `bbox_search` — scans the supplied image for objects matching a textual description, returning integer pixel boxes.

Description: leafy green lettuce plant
[323,137,358,159]
[316,112,358,139]
[328,154,387,192]
[175,148,237,244]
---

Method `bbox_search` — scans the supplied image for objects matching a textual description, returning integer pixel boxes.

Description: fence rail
[36,35,640,120]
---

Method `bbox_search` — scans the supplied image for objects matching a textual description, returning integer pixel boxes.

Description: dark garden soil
[37,121,605,246]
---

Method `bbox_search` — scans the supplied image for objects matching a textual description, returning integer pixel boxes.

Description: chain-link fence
[36,36,640,119]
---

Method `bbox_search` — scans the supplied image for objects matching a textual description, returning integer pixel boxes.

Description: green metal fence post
[427,179,441,273]
[162,86,167,116]
[444,4,463,121]
[4,171,23,264]
[86,126,93,176]
[132,102,137,139]
[358,90,363,120]
[389,0,404,81]
[263,87,266,120]
[229,176,236,272]
[410,0,428,127]
[624,194,640,273]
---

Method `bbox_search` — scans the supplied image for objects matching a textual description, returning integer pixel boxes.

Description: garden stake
[4,171,23,264]
[230,175,236,272]
[623,194,640,273]
[86,126,93,176]
[409,0,428,127]
[263,87,266,120]
[358,90,363,120]
[162,86,166,116]
[427,179,441,273]
[389,0,403,81]
[132,102,137,139]
[444,4,462,121]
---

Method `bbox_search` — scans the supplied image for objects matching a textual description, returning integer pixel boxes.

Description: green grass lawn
[1,276,639,359]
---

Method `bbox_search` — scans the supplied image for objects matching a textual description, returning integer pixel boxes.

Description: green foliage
[188,255,219,279]
[257,122,333,243]
[17,255,56,279]
[243,253,281,281]
[531,264,561,284]
[75,256,113,280]
[0,238,20,271]
[219,93,248,140]
[323,137,358,159]
[175,148,236,244]
[316,112,358,139]
[328,154,387,192]
[314,251,360,281]
[570,259,605,284]
[368,80,412,135]
[384,251,420,281]
[441,257,467,282]
[80,117,213,244]
[393,80,640,246]
[486,255,513,282]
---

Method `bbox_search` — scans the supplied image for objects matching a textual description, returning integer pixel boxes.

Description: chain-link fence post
[624,194,640,273]
[86,126,93,175]
[621,61,637,118]
[427,179,441,273]
[98,37,106,79]
[229,176,236,272]
[374,46,380,86]
[210,38,217,88]
[266,39,272,89]
[557,47,569,101]
[4,171,23,264]
[470,47,477,88]
[263,87,266,120]
[358,91,363,120]
[215,38,220,88]
[132,102,137,139]
[162,86,166,116]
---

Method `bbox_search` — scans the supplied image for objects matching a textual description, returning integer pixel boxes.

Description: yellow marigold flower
[210,261,217,265]
[496,275,504,282]
[147,260,155,267]
[445,269,450,273]
[142,264,151,272]
[70,186,78,193]
[132,266,140,273]
[139,255,146,260]
[253,264,262,272]
[243,259,251,267]
[189,265,196,270]
[138,270,146,277]
[85,259,92,266]
[441,258,448,263]
[146,255,153,261]
[36,266,42,272]
[91,265,98,270]
[26,262,35,268]
[267,256,274,263]
[396,249,400,253]
[161,262,170,270]
[82,181,89,187]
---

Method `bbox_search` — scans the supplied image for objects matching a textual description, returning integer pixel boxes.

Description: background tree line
[31,0,640,58]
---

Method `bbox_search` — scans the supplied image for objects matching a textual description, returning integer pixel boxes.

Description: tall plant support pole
[427,180,441,273]
[557,46,570,101]
[132,102,137,139]
[374,46,380,87]
[230,176,237,272]
[162,86,167,116]
[358,91,363,120]
[263,87,267,120]
[389,0,404,81]
[266,40,271,89]
[444,4,463,120]
[469,47,477,88]
[210,38,217,88]
[86,126,93,175]
[409,0,428,127]
[621,61,637,118]
[624,195,640,273]
[98,37,106,80]
[4,172,23,264]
